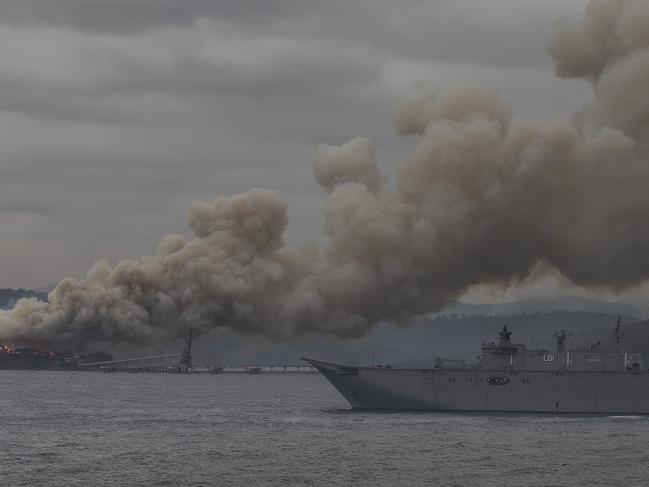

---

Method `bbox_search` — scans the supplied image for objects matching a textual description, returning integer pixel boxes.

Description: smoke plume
[2,0,649,349]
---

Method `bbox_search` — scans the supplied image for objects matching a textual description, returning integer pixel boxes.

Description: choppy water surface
[1,371,648,486]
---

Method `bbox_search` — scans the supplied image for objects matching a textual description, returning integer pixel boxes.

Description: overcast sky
[0,0,595,295]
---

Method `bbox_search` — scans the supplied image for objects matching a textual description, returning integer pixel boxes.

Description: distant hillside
[2,288,648,364]
[187,310,641,367]
[35,284,57,293]
[440,295,649,321]
[0,288,48,310]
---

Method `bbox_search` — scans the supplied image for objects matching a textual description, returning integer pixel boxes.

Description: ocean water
[1,371,648,486]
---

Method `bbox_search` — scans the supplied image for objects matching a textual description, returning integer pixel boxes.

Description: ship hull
[304,358,649,414]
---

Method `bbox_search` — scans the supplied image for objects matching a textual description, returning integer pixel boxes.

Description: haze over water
[2,371,647,486]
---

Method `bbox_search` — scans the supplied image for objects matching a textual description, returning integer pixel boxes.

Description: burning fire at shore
[0,342,115,370]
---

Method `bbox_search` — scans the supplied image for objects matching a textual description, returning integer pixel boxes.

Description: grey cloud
[0,29,380,124]
[0,1,590,129]
[0,0,300,34]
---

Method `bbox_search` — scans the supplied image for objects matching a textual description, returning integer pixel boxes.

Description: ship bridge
[478,326,528,368]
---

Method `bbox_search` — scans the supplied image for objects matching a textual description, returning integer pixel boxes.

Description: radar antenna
[552,329,573,353]
[498,326,512,346]
[613,315,629,351]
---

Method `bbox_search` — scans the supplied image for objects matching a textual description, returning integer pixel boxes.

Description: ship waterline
[304,324,649,414]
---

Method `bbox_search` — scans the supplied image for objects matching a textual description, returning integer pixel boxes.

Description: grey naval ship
[304,319,649,413]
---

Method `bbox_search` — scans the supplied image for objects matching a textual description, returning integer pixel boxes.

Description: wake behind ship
[304,321,649,413]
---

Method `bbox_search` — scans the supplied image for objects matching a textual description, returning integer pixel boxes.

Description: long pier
[79,355,316,373]
[93,364,316,374]
[78,327,316,374]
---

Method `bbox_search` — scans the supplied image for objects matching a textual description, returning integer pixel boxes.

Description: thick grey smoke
[313,137,383,194]
[2,0,649,349]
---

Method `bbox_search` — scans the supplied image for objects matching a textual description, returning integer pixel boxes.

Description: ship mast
[552,329,573,353]
[498,326,512,347]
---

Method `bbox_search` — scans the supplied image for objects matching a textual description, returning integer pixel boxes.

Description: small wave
[606,415,649,420]
[526,415,593,423]
[322,407,355,414]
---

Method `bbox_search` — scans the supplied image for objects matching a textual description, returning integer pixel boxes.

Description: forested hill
[188,310,645,366]
[0,288,48,310]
